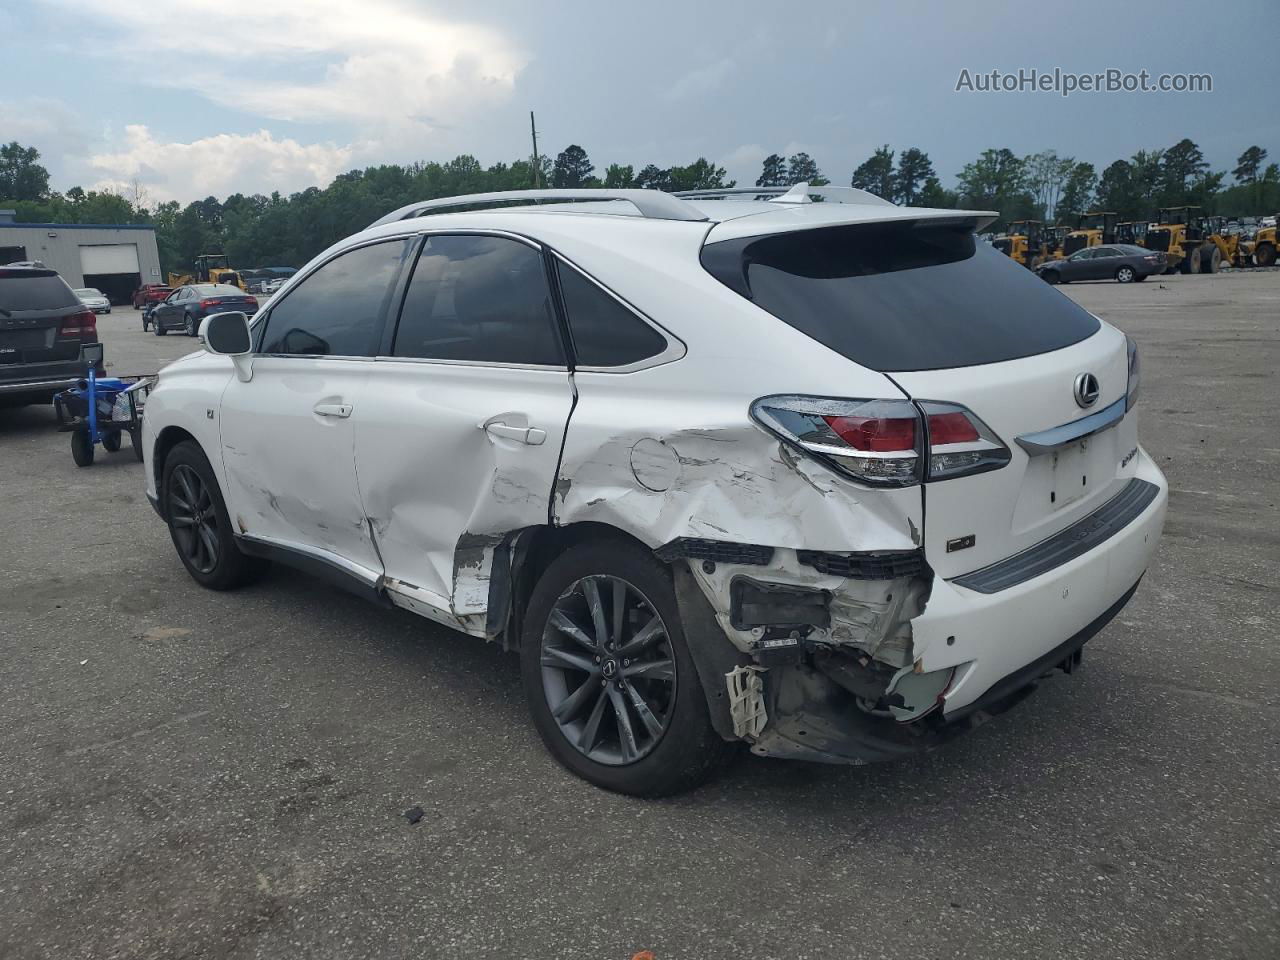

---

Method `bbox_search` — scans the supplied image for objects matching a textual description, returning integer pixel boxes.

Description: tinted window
[0,270,79,311]
[262,240,410,357]
[700,222,1100,372]
[556,261,667,366]
[392,235,563,365]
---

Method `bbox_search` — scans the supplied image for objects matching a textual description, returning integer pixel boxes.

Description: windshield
[0,270,80,312]
[700,221,1100,372]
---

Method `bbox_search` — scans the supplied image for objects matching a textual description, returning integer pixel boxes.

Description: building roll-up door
[80,244,140,275]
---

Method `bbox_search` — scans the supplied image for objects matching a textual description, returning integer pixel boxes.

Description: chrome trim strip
[1015,397,1126,456]
[0,377,80,394]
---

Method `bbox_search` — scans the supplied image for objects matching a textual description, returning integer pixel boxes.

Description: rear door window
[555,260,668,367]
[700,221,1101,372]
[390,235,564,366]
[261,239,411,357]
[0,270,79,312]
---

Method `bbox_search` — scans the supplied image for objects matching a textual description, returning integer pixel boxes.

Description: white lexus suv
[141,184,1167,795]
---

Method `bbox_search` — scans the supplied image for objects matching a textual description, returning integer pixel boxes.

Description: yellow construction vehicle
[1116,220,1148,246]
[1042,224,1069,261]
[993,220,1051,268]
[1062,211,1118,256]
[1251,216,1277,267]
[1142,207,1218,274]
[1198,216,1252,270]
[168,254,246,291]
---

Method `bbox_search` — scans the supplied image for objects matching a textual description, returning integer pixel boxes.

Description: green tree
[756,153,788,187]
[603,164,634,188]
[0,142,50,202]
[668,158,734,191]
[956,148,1031,225]
[1158,139,1208,206]
[892,147,934,205]
[1233,145,1268,184]
[1056,162,1097,222]
[850,145,894,199]
[634,164,673,191]
[786,152,825,186]
[1023,150,1076,221]
[1094,159,1141,219]
[552,145,594,188]
[918,176,956,208]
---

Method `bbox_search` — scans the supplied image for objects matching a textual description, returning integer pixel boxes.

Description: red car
[131,283,172,310]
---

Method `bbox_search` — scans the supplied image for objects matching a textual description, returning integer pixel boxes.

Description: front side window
[391,234,563,366]
[555,260,668,367]
[261,239,411,357]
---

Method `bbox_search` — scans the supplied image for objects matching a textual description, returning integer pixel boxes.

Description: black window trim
[252,233,417,361]
[548,250,685,374]
[376,227,572,372]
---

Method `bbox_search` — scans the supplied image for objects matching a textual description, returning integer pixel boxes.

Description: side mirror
[200,311,254,382]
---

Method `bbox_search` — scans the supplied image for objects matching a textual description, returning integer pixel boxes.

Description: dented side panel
[351,360,574,622]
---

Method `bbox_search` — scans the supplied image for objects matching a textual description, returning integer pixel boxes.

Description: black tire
[141,311,149,331]
[184,313,196,337]
[1254,243,1276,268]
[1200,245,1220,274]
[70,429,94,467]
[520,540,729,796]
[160,440,266,590]
[155,317,166,336]
[1042,270,1060,285]
[1115,266,1135,283]
[129,427,145,462]
[1181,247,1200,274]
[102,430,122,453]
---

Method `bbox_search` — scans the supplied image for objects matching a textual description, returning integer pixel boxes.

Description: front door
[353,233,574,615]
[217,237,415,581]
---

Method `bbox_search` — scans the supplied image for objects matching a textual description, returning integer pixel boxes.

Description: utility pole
[529,111,541,188]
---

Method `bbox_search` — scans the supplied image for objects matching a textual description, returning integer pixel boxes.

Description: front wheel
[161,441,266,590]
[1116,266,1135,283]
[70,428,94,467]
[154,317,166,336]
[1254,243,1276,268]
[520,541,729,796]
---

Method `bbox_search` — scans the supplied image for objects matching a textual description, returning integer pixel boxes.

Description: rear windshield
[700,221,1101,371]
[195,284,245,296]
[0,270,80,312]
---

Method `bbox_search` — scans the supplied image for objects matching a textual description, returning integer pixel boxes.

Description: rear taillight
[245,295,258,307]
[752,395,1010,487]
[200,298,218,309]
[1126,335,1140,410]
[58,308,97,338]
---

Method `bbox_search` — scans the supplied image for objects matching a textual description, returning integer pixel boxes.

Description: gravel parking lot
[2,273,1277,960]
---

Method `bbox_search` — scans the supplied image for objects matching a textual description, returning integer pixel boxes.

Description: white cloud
[665,58,735,101]
[48,0,528,127]
[89,126,355,204]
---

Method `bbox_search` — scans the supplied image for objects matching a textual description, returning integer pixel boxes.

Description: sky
[2,0,1276,206]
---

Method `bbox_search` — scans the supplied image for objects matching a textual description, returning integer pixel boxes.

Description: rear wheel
[102,430,122,452]
[1115,266,1135,283]
[1255,243,1276,268]
[154,317,166,336]
[520,541,728,796]
[1200,245,1220,274]
[1041,270,1060,285]
[184,313,196,336]
[161,441,266,590]
[1181,247,1201,274]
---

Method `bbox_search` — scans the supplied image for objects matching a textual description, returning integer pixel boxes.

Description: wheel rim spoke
[540,574,676,767]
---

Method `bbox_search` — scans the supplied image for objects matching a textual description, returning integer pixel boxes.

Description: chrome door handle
[313,402,352,418]
[484,421,546,445]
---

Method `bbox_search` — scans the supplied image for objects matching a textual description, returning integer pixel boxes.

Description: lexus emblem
[1074,372,1100,408]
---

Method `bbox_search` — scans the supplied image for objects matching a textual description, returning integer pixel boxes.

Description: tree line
[1,136,1275,275]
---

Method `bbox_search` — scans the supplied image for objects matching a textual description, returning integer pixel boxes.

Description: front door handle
[484,421,546,445]
[313,401,353,419]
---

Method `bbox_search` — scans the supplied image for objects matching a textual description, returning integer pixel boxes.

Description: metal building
[0,210,163,305]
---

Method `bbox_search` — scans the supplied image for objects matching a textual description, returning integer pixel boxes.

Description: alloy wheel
[540,575,677,766]
[167,463,219,574]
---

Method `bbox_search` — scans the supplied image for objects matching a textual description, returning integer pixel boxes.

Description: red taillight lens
[200,298,218,309]
[823,414,917,452]
[926,411,980,445]
[245,296,257,306]
[58,308,97,338]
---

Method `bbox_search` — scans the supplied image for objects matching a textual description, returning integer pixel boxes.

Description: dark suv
[0,266,101,406]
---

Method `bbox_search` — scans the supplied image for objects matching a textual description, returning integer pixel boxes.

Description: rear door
[352,232,574,615]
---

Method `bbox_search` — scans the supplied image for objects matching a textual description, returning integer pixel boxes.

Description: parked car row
[73,287,112,314]
[1036,244,1167,285]
[142,283,259,336]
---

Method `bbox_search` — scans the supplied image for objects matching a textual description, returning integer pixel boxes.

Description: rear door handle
[313,402,353,419]
[484,421,546,445]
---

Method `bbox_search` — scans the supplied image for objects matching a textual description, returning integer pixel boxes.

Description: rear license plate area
[1049,434,1112,510]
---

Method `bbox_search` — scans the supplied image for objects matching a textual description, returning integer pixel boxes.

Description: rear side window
[391,235,563,366]
[0,270,79,312]
[700,222,1101,372]
[261,239,411,357]
[555,261,667,367]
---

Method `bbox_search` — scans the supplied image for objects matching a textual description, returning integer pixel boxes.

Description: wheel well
[152,425,200,497]
[498,522,657,648]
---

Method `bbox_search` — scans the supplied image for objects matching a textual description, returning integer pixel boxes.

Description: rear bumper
[914,448,1167,715]
[0,359,91,395]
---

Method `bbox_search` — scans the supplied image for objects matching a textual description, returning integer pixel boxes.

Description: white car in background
[140,185,1167,796]
[73,287,111,314]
